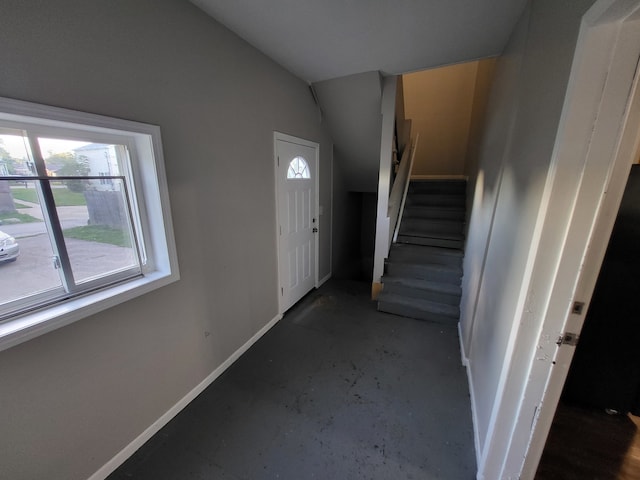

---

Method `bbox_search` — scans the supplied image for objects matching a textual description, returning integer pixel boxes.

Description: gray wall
[331,151,363,279]
[460,0,595,458]
[0,1,333,479]
[313,72,382,193]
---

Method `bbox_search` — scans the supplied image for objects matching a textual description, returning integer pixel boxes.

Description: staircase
[377,179,466,324]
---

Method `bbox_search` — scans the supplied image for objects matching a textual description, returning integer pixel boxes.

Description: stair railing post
[372,75,397,299]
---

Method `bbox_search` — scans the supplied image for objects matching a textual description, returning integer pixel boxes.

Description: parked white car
[0,230,19,262]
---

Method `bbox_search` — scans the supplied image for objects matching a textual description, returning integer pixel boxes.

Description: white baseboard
[457,322,469,367]
[467,365,483,471]
[317,272,332,287]
[410,174,468,180]
[459,323,481,472]
[87,313,283,480]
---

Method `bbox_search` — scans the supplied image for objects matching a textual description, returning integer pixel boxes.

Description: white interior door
[275,135,318,312]
[492,2,640,478]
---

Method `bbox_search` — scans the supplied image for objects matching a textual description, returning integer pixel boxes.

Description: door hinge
[281,287,283,296]
[572,301,585,315]
[556,332,579,347]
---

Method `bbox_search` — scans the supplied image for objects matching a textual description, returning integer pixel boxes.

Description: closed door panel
[276,137,317,312]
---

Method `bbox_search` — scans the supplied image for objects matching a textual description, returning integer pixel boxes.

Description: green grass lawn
[63,225,131,247]
[11,187,86,206]
[0,212,41,224]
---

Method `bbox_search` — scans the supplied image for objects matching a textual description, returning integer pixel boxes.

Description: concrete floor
[107,280,476,479]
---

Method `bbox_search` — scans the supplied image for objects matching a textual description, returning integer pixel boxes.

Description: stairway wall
[403,60,496,177]
[313,72,382,193]
[332,156,362,279]
[331,158,377,281]
[458,0,597,470]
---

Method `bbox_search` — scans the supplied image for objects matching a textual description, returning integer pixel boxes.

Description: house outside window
[0,97,179,351]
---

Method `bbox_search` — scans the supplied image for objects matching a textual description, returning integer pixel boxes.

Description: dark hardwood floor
[536,402,640,479]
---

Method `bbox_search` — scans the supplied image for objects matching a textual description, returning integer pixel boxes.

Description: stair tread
[410,179,466,184]
[399,230,465,240]
[400,219,464,235]
[378,292,459,317]
[408,180,467,193]
[410,179,466,182]
[388,250,463,268]
[408,193,465,200]
[401,218,464,227]
[390,243,464,258]
[404,204,465,211]
[403,217,464,225]
[403,206,465,217]
[397,236,464,248]
[388,179,467,323]
[382,276,462,295]
[386,259,462,273]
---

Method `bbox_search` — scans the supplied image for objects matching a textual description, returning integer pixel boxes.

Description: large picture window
[0,98,179,350]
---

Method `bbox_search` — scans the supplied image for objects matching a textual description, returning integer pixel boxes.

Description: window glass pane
[54,178,139,284]
[38,138,125,178]
[0,180,63,309]
[287,156,310,179]
[0,131,36,176]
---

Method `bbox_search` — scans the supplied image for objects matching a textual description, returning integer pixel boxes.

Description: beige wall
[402,60,495,176]
[465,58,498,178]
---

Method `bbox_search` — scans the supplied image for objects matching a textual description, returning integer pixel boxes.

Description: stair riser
[400,219,464,235]
[406,194,466,207]
[388,251,462,268]
[383,284,461,305]
[378,301,459,324]
[390,244,464,258]
[408,182,467,195]
[397,236,464,249]
[386,263,462,284]
[403,207,465,221]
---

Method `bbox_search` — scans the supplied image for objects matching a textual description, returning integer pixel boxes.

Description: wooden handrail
[388,134,419,248]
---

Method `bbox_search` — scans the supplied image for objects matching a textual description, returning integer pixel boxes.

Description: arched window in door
[287,156,310,179]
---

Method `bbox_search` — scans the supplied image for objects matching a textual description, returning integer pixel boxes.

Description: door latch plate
[556,332,579,346]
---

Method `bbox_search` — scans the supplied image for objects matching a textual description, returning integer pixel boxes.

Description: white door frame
[479,1,640,478]
[274,131,320,315]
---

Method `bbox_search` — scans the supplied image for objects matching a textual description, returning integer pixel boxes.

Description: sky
[0,134,89,160]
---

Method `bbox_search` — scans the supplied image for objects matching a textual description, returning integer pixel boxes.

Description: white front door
[275,134,318,312]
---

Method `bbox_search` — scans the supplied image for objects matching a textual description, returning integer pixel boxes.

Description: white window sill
[0,96,180,353]
[0,270,178,352]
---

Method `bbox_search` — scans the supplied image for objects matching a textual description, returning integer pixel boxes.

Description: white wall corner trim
[87,313,283,480]
[458,321,481,469]
[318,273,332,287]
[457,321,469,367]
[464,357,483,471]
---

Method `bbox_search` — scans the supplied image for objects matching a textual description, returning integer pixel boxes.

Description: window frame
[0,97,179,352]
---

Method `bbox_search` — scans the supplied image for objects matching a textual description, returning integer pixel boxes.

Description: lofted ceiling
[191,0,528,83]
